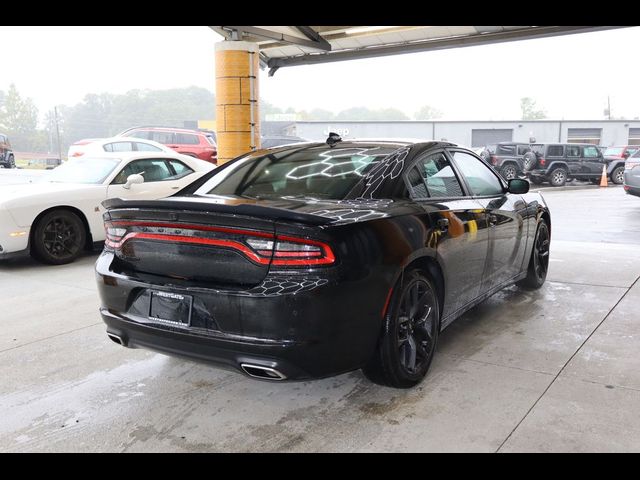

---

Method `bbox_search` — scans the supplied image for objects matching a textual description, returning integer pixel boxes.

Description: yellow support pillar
[215,41,260,164]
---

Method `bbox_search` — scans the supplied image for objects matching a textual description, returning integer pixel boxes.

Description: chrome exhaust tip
[107,332,125,346]
[240,363,287,381]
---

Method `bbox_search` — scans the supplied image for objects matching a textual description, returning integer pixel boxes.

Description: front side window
[112,159,173,184]
[408,152,464,199]
[450,150,504,197]
[195,145,399,200]
[567,145,581,157]
[583,146,600,158]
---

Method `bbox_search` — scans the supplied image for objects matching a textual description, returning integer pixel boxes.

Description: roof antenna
[326,132,342,147]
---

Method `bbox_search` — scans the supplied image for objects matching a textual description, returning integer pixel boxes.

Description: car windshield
[604,147,625,156]
[195,145,399,199]
[46,157,121,184]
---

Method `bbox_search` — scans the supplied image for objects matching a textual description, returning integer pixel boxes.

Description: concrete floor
[1,185,639,452]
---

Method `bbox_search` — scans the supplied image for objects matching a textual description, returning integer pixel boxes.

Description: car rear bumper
[95,252,385,380]
[624,184,640,197]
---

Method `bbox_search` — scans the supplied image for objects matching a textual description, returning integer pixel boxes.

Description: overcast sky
[2,26,639,121]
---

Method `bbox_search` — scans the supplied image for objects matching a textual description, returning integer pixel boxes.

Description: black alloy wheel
[501,164,518,181]
[32,210,86,265]
[517,220,550,290]
[363,270,440,388]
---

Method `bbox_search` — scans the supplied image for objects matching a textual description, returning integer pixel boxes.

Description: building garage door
[471,129,513,147]
[568,128,601,145]
[629,128,640,145]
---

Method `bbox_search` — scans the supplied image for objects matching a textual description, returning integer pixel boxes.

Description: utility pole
[607,96,611,120]
[54,106,62,161]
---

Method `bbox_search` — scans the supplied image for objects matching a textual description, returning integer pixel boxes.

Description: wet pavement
[0,185,639,452]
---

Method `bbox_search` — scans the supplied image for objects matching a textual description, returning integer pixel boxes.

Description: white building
[277,120,640,147]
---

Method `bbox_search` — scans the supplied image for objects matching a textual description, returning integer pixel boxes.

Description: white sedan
[68,136,174,158]
[0,151,215,264]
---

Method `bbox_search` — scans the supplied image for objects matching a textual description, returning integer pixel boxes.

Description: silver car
[624,151,640,197]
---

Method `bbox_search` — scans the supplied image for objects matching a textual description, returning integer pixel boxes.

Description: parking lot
[0,184,638,452]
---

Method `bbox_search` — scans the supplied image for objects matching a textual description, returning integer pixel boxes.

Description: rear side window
[135,142,162,152]
[517,145,531,155]
[151,131,175,144]
[547,145,565,157]
[103,142,134,152]
[583,146,600,158]
[409,152,464,199]
[566,145,581,157]
[176,133,200,145]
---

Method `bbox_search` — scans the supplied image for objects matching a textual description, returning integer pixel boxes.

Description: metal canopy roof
[209,26,626,76]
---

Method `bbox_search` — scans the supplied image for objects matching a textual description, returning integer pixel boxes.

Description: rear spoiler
[102,198,333,226]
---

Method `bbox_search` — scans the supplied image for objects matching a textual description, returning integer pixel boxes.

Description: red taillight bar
[105,221,335,266]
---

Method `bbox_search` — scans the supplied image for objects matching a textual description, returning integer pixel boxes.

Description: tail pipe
[107,332,127,347]
[240,363,287,381]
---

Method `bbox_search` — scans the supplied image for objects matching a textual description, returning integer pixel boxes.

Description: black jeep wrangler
[481,142,542,180]
[526,143,607,187]
[0,133,15,168]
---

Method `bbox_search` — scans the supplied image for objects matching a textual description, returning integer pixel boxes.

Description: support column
[215,41,260,164]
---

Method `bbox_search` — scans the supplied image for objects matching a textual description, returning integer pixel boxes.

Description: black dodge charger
[96,139,551,388]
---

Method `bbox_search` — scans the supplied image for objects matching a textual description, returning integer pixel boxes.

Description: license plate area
[149,290,192,326]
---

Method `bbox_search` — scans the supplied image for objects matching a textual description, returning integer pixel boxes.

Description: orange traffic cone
[600,164,608,187]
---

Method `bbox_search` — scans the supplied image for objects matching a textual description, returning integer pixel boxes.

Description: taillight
[104,221,335,267]
[539,158,546,167]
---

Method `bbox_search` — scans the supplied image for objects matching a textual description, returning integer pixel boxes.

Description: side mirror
[623,151,630,159]
[123,173,144,189]
[508,178,530,194]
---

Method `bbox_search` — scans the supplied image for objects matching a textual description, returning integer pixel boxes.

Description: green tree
[0,84,40,151]
[414,105,443,120]
[520,97,547,120]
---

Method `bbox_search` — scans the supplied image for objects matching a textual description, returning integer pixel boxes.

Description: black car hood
[103,195,423,226]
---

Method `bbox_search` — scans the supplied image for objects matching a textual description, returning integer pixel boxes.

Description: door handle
[436,218,449,232]
[488,214,498,226]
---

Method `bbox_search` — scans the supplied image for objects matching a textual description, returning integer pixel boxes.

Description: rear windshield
[195,145,400,200]
[604,147,624,156]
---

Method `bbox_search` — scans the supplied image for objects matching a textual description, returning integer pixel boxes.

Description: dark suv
[0,134,15,168]
[527,143,607,187]
[481,142,541,180]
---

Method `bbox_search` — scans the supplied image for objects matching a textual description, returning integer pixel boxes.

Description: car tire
[517,220,550,290]
[523,152,538,171]
[8,155,15,168]
[500,164,518,181]
[31,209,87,265]
[611,166,625,185]
[363,269,440,389]
[549,167,567,187]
